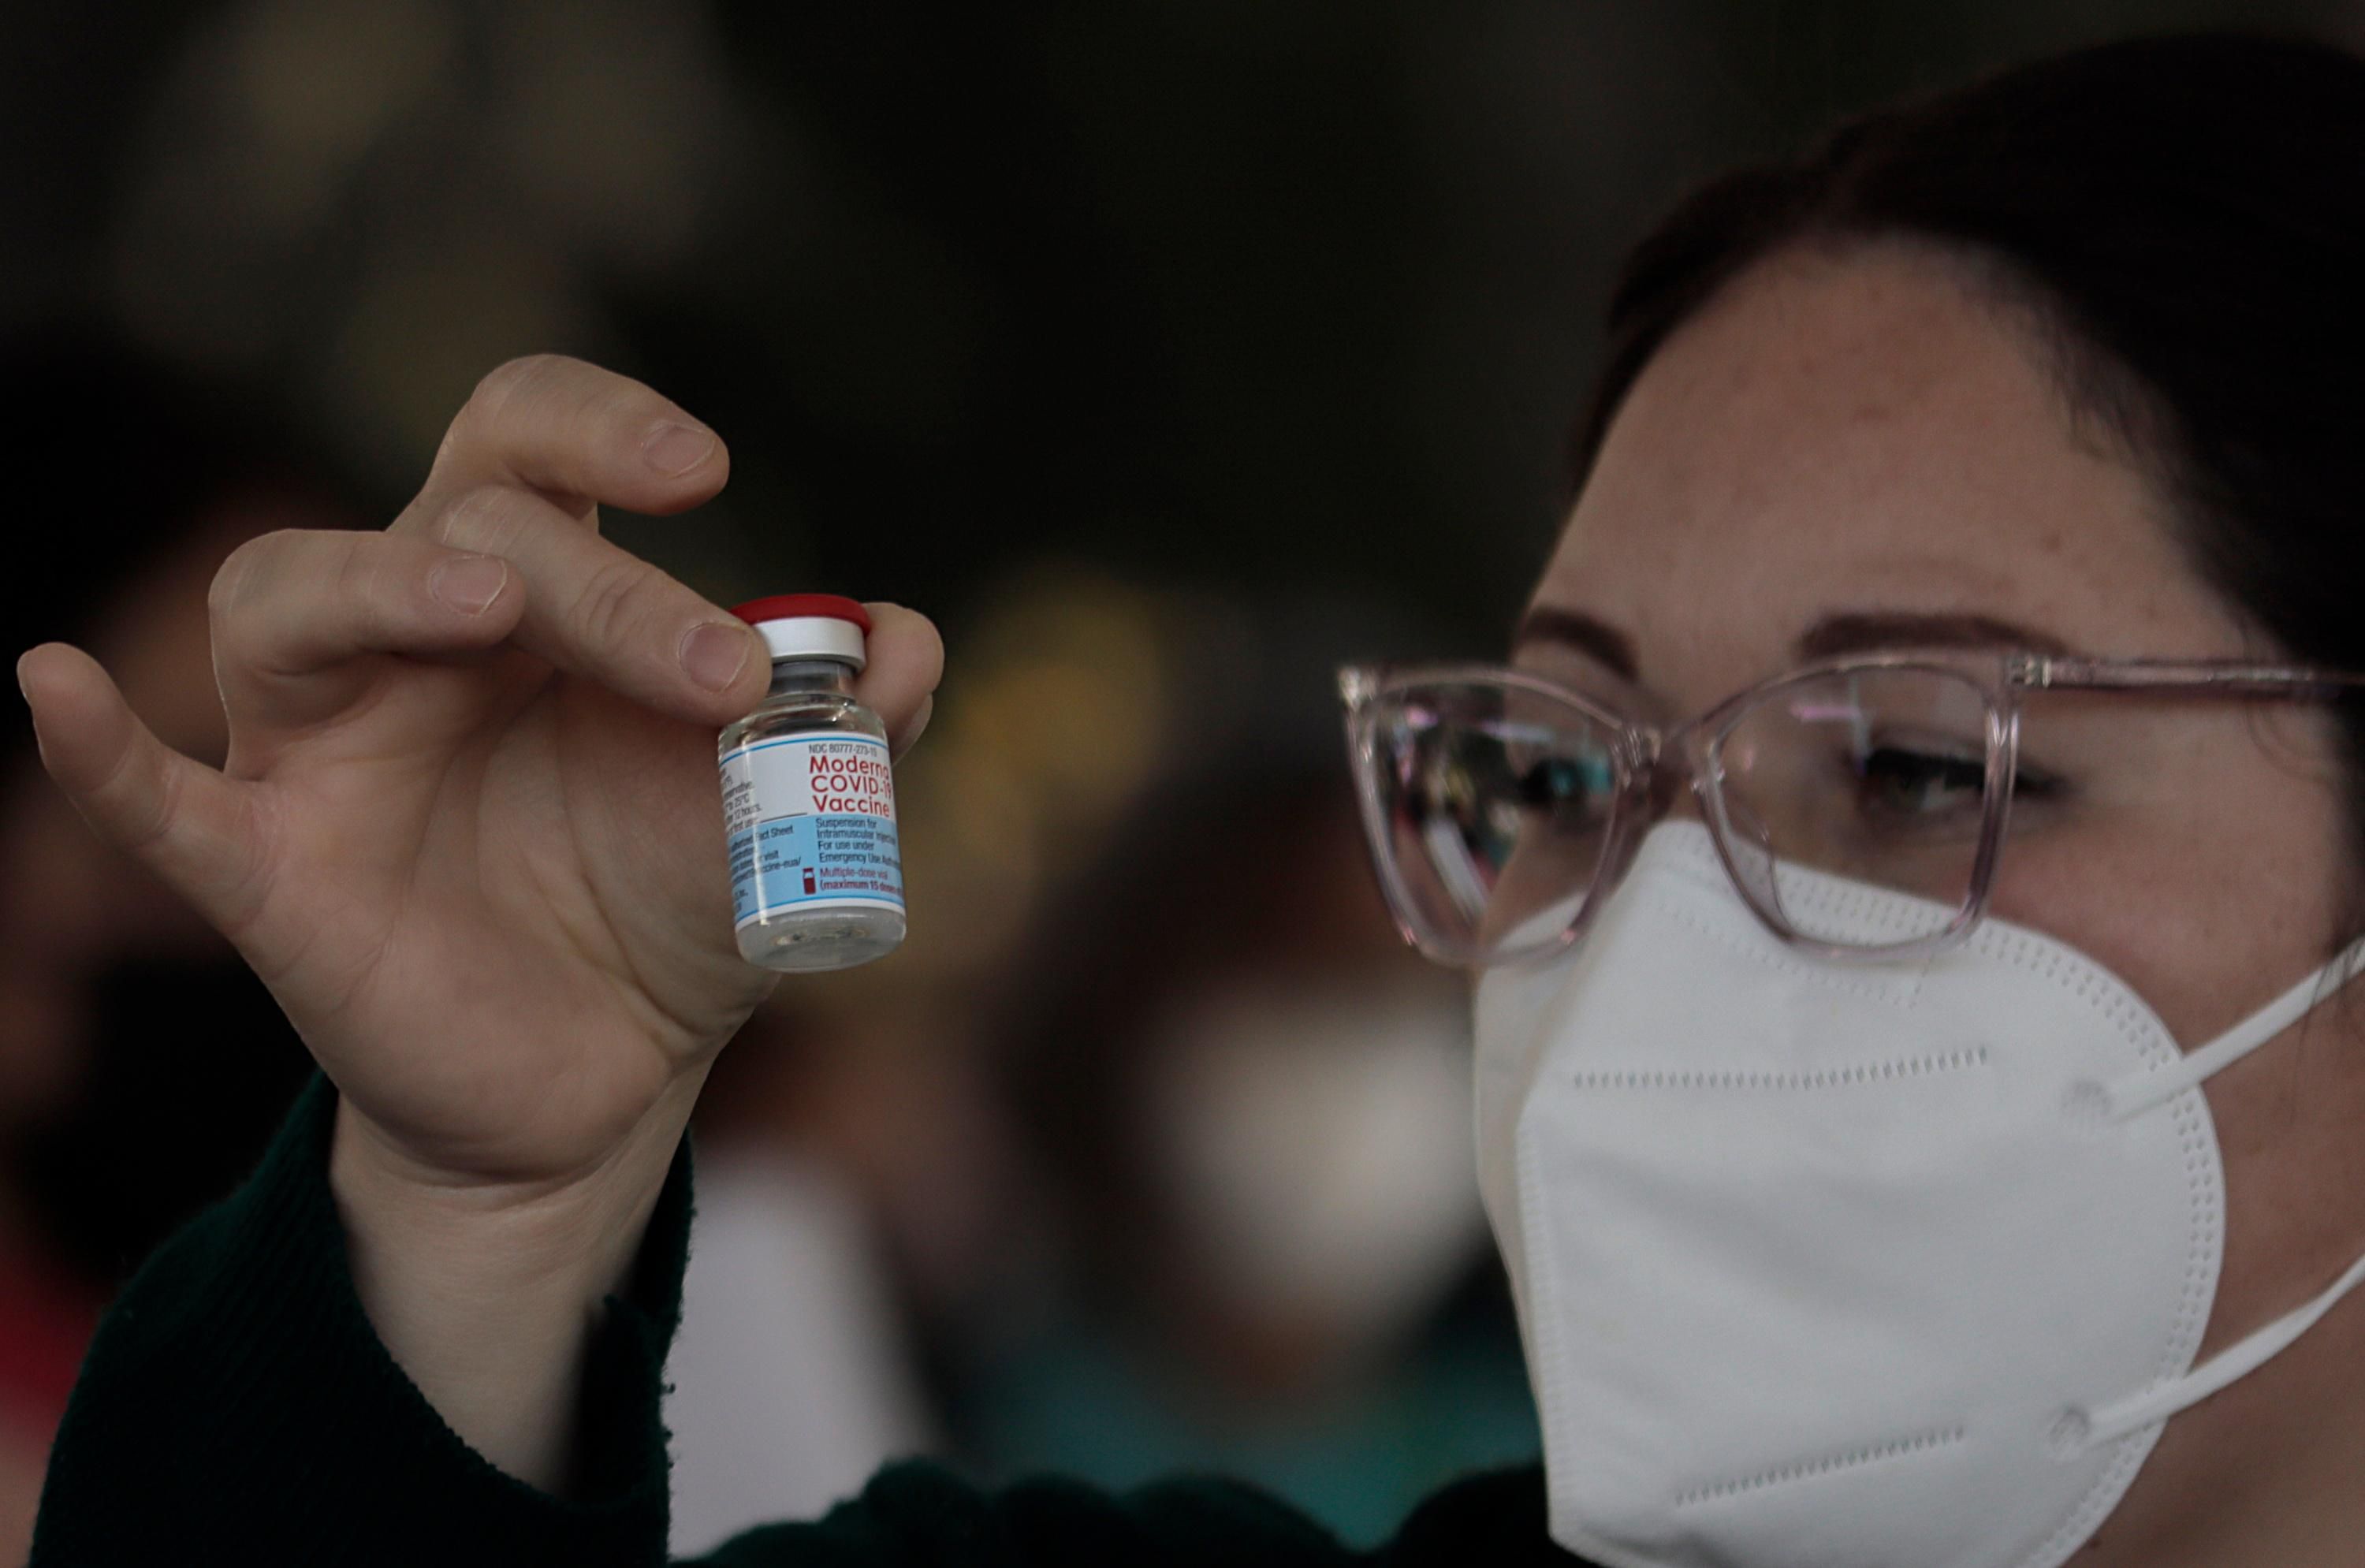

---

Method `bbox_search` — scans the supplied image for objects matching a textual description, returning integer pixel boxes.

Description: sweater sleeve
[31,1075,691,1567]
[682,1459,1574,1568]
[687,1460,1354,1568]
[31,1074,1570,1568]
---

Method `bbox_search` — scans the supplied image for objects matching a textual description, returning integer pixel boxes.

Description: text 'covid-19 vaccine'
[718,594,905,972]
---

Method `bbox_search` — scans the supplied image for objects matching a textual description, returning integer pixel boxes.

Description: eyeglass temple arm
[2011,654,2365,697]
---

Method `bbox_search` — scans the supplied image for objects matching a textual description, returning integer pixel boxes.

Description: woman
[19,30,2365,1568]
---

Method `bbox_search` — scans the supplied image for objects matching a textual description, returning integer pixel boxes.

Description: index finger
[400,355,730,526]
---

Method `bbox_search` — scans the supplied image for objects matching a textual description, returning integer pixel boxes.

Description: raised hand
[17,356,943,1485]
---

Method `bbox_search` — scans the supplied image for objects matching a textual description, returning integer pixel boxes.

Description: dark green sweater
[32,1078,1581,1566]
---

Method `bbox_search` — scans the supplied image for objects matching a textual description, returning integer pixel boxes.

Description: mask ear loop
[2080,1250,2365,1448]
[2100,936,2365,1122]
[2061,936,2365,1453]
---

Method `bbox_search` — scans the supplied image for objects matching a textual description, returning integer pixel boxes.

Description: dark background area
[9,1,2352,644]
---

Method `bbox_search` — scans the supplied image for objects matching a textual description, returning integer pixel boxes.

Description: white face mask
[1148,982,1484,1350]
[1474,821,2365,1568]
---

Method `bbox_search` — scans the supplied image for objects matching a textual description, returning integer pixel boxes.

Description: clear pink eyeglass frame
[1339,650,2365,970]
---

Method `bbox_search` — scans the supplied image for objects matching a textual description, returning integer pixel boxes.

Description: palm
[236,650,775,1185]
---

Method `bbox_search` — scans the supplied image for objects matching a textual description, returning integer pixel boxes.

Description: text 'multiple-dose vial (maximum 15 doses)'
[718,594,906,972]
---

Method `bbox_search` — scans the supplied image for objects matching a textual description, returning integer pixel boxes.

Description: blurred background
[2,0,2358,1559]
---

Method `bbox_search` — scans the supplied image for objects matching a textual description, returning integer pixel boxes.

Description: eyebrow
[1511,606,1637,680]
[1795,612,2076,661]
[1511,604,2076,683]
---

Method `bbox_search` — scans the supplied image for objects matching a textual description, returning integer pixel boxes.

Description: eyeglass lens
[1356,666,1998,961]
[1360,682,1624,960]
[1706,666,1994,945]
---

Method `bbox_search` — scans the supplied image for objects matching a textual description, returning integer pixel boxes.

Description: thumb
[18,642,270,940]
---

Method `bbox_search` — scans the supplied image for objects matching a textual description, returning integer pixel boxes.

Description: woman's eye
[1849,744,2063,820]
[1853,745,1985,817]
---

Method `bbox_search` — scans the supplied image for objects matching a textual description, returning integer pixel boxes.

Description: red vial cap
[732,594,873,633]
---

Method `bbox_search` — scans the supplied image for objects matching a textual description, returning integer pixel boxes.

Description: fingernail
[642,423,717,477]
[430,555,508,616]
[680,622,752,694]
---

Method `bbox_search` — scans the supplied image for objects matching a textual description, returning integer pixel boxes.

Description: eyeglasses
[1339,649,2365,970]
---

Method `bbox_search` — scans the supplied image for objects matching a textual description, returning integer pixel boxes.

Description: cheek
[1988,831,2220,1044]
[1984,779,2350,1051]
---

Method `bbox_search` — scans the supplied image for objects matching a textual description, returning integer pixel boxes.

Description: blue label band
[721,730,904,926]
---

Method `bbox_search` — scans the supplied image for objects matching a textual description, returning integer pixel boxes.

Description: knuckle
[207,534,273,624]
[469,353,564,419]
[117,743,184,854]
[570,557,661,652]
[433,484,532,554]
[331,536,389,617]
[80,710,175,851]
[205,531,307,656]
[447,354,580,455]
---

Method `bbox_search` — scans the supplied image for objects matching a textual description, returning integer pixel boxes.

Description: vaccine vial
[718,594,906,971]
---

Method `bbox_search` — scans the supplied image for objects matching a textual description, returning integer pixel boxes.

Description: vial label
[721,732,903,928]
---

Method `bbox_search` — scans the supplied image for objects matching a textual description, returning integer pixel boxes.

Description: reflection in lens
[1420,817,1491,922]
[1363,682,1622,961]
[1710,667,1992,946]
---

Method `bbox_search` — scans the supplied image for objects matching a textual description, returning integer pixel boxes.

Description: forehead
[1529,240,2247,692]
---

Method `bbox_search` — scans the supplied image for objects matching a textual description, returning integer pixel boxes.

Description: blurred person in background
[965,763,1533,1542]
[663,598,1529,1551]
[661,983,948,1557]
[20,28,2365,1568]
[0,327,342,1555]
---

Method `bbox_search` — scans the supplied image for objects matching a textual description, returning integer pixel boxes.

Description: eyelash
[1853,743,2068,809]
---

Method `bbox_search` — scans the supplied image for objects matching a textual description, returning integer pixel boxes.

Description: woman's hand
[17,356,942,1485]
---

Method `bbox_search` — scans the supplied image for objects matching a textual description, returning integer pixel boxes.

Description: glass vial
[718,594,906,971]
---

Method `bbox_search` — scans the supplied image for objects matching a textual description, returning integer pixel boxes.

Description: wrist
[326,1075,702,1492]
[329,1078,698,1278]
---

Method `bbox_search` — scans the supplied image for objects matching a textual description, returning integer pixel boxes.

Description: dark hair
[1578,32,2365,892]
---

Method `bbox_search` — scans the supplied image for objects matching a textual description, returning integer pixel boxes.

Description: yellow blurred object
[816,565,1192,996]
